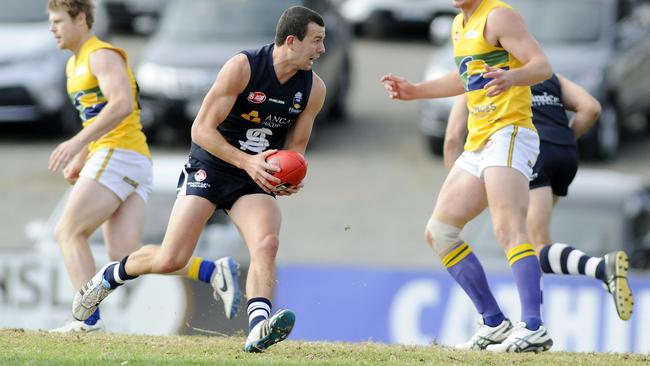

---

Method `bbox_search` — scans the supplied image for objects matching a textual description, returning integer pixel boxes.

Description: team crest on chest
[288,92,303,114]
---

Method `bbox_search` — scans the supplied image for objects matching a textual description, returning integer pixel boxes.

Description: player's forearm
[571,108,601,139]
[509,57,552,87]
[443,138,464,170]
[191,122,250,169]
[414,72,464,99]
[74,99,132,145]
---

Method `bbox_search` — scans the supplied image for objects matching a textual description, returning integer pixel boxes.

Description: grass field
[1,329,648,365]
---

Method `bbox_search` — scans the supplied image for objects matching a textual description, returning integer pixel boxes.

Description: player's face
[48,10,82,50]
[293,23,326,71]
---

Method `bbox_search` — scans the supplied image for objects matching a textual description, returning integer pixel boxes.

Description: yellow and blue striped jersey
[451,0,535,151]
[65,36,150,158]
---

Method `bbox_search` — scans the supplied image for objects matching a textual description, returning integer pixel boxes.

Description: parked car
[462,169,650,270]
[606,0,650,135]
[0,0,107,133]
[420,0,635,160]
[339,0,456,37]
[136,0,353,142]
[103,0,169,33]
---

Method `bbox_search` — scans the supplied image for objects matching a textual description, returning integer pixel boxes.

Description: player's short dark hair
[275,6,324,46]
[47,0,95,29]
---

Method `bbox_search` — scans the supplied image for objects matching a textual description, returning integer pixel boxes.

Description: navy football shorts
[177,156,273,210]
[529,141,579,197]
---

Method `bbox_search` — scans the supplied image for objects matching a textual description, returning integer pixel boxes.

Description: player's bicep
[489,9,545,65]
[194,54,250,128]
[90,49,133,109]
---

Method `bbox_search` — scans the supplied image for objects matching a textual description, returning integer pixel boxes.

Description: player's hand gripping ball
[266,150,307,190]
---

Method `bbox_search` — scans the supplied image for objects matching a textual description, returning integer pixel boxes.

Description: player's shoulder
[487,5,523,24]
[310,72,327,97]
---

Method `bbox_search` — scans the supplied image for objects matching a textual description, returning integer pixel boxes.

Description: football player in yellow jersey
[46,0,242,333]
[382,0,553,352]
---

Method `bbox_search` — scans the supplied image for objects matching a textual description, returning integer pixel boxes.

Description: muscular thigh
[58,177,122,236]
[432,164,488,227]
[228,194,281,247]
[483,166,529,225]
[157,195,217,262]
[103,193,145,259]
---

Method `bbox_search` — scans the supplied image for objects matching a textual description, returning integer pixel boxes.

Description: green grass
[1,329,648,366]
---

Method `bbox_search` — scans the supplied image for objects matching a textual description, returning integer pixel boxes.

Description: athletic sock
[444,241,505,327]
[539,243,605,281]
[247,297,271,333]
[507,243,542,331]
[84,309,100,326]
[102,256,138,290]
[186,257,216,283]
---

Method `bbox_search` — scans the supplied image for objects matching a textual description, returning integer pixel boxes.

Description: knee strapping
[426,219,463,257]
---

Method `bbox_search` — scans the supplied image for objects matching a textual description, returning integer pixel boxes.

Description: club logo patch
[247,91,267,104]
[194,169,207,182]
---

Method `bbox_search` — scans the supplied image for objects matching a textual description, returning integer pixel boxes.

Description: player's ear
[74,11,87,27]
[286,35,296,48]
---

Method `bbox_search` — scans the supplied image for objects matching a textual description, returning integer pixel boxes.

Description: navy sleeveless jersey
[530,74,576,146]
[191,43,313,174]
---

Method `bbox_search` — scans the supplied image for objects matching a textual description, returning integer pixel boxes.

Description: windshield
[0,0,48,22]
[159,0,303,41]
[509,0,606,44]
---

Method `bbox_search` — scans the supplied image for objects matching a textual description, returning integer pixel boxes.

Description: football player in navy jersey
[445,74,634,321]
[72,6,327,352]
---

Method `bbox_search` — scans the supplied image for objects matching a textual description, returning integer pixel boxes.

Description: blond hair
[47,0,95,29]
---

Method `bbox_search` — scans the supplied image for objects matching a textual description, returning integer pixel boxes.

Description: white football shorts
[80,148,153,202]
[455,125,540,180]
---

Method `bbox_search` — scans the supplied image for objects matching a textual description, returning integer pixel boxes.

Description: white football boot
[72,262,117,321]
[486,321,553,353]
[49,319,105,333]
[455,318,513,350]
[603,251,634,320]
[244,309,295,353]
[210,257,242,319]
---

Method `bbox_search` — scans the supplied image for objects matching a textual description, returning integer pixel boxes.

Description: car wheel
[578,104,620,161]
[58,101,81,135]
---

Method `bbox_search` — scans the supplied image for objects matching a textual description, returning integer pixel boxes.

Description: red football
[267,150,307,189]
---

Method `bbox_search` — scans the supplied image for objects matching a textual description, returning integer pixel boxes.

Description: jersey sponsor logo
[239,128,272,152]
[247,91,267,104]
[194,169,207,182]
[268,98,285,105]
[531,92,564,108]
[470,102,497,118]
[263,115,292,128]
[75,66,87,76]
[464,28,479,39]
[241,110,261,123]
[122,176,139,189]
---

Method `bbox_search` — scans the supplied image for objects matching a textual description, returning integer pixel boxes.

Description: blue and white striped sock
[102,256,138,290]
[247,297,271,332]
